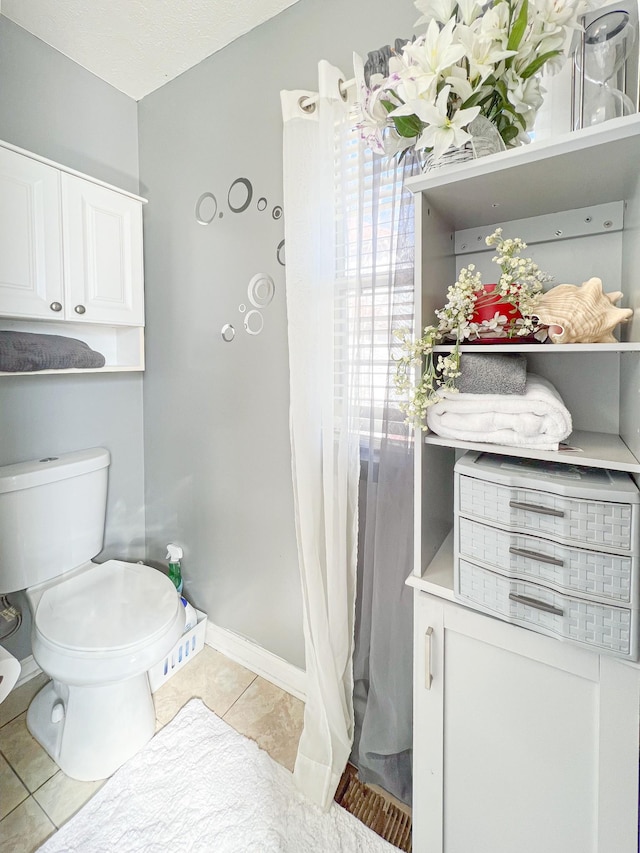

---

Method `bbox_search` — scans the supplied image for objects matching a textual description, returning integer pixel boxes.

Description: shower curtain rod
[298,77,356,113]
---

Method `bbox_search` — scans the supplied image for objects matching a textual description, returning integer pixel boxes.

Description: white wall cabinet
[0,140,146,373]
[408,114,640,852]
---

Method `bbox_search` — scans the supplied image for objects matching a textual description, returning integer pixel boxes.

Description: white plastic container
[148,608,207,693]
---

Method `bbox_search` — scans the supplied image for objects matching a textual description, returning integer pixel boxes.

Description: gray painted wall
[0,18,144,659]
[138,0,418,668]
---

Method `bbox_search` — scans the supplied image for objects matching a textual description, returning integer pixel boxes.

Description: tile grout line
[221,673,259,719]
[0,793,53,827]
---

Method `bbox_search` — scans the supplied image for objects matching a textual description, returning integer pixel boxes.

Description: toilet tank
[0,448,110,594]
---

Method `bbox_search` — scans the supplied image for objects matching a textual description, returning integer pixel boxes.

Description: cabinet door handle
[50,302,62,312]
[424,627,433,690]
[509,546,563,567]
[509,500,564,518]
[508,592,564,617]
[74,304,86,315]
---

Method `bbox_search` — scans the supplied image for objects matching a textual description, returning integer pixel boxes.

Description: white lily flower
[414,0,457,26]
[446,64,475,102]
[352,52,394,155]
[475,4,512,48]
[457,25,516,82]
[403,19,466,79]
[506,69,544,116]
[530,0,587,28]
[456,0,484,25]
[416,85,481,159]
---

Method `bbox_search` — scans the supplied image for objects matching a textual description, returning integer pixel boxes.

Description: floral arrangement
[394,228,551,426]
[355,0,589,160]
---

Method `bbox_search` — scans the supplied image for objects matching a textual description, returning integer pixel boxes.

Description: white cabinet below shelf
[0,140,146,374]
[413,590,640,853]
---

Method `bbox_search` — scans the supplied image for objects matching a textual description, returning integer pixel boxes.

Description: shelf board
[423,430,640,473]
[0,365,143,376]
[406,114,640,229]
[406,532,455,600]
[433,342,640,353]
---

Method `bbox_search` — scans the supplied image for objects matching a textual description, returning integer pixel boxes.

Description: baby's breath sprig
[394,228,550,428]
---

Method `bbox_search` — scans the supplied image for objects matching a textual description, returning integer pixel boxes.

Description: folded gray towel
[0,331,106,372]
[456,353,527,395]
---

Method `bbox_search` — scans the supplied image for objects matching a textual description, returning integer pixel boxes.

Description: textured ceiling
[2,0,301,100]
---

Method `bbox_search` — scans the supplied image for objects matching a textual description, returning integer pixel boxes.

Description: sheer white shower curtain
[281,59,417,810]
[281,62,361,811]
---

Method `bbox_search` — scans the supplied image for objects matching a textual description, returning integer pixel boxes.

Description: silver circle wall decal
[247,273,275,308]
[244,310,264,336]
[228,178,253,213]
[239,303,247,313]
[257,197,267,211]
[277,240,286,266]
[272,206,283,220]
[195,192,218,225]
[221,324,236,342]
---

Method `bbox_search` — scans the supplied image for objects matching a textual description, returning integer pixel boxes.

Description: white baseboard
[205,621,306,702]
[16,655,42,688]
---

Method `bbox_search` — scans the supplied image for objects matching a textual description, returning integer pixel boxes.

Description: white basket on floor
[148,608,207,693]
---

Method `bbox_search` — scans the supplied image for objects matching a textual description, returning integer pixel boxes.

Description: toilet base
[27,675,156,781]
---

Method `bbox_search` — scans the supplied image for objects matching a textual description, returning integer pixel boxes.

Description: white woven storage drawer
[458,474,635,551]
[455,453,639,553]
[458,516,636,604]
[457,559,636,659]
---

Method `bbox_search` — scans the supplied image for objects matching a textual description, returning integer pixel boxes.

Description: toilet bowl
[0,448,185,781]
[26,559,184,780]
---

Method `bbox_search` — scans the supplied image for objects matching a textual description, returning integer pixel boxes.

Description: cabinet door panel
[0,148,63,317]
[413,592,640,853]
[62,175,144,325]
[444,629,597,853]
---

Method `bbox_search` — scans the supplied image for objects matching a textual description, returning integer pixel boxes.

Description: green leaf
[502,124,520,143]
[507,0,529,52]
[380,99,396,114]
[521,50,562,79]
[461,90,486,109]
[392,114,424,139]
[495,79,509,104]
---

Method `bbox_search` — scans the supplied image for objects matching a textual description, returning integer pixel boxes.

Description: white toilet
[0,448,185,781]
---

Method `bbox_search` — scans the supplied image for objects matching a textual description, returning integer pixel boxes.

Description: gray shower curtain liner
[350,149,419,805]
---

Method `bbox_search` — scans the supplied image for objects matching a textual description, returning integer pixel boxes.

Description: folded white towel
[426,373,572,451]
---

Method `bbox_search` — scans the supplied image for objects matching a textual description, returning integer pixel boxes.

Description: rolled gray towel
[456,353,527,395]
[0,331,106,372]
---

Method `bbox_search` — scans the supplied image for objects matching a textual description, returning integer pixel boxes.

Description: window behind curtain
[333,125,416,449]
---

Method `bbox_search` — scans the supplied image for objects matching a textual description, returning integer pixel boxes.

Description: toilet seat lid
[35,560,182,653]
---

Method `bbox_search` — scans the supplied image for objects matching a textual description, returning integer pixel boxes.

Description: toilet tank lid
[0,448,110,494]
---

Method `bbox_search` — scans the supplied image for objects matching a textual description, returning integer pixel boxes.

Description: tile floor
[0,646,305,852]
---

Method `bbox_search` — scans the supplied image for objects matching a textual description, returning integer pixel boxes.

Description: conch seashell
[534,277,633,344]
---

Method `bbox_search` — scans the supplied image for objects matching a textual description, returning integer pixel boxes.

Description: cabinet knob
[50,302,62,312]
[74,304,86,315]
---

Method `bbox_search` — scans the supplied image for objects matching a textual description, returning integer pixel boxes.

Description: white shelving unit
[409,114,640,853]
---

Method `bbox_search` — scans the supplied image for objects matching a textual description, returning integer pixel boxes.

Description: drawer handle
[509,500,565,518]
[509,592,564,617]
[509,546,563,567]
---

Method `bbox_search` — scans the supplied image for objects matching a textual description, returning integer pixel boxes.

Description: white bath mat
[38,698,397,852]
